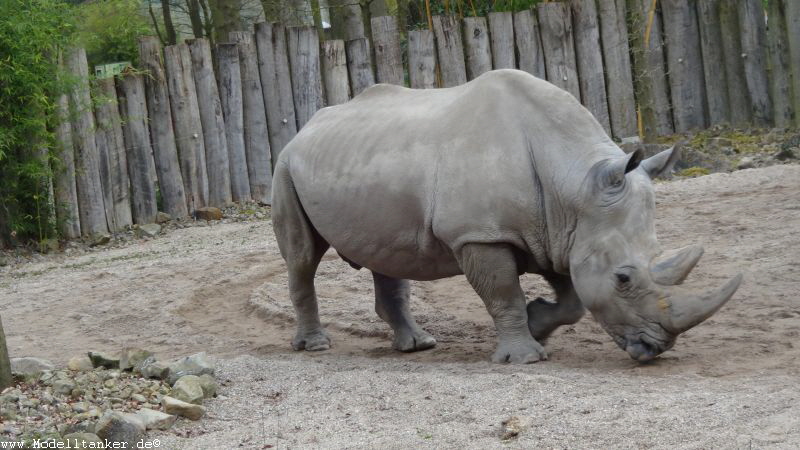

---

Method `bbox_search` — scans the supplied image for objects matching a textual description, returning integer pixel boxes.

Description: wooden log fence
[53,3,799,236]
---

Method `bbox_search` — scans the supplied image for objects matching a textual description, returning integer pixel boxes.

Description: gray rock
[88,351,120,369]
[738,156,756,170]
[193,206,223,221]
[94,411,145,448]
[773,147,797,161]
[197,374,217,398]
[135,408,177,430]
[67,355,94,372]
[138,358,169,380]
[167,352,214,385]
[89,233,111,247]
[162,396,205,420]
[137,223,161,238]
[62,433,103,447]
[171,375,205,404]
[155,212,172,224]
[708,137,732,148]
[53,379,76,395]
[119,348,154,372]
[10,357,54,378]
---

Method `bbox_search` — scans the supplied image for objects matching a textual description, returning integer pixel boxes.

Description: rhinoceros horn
[651,245,704,285]
[660,274,743,333]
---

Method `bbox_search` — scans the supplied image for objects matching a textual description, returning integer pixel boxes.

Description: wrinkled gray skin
[272,69,742,364]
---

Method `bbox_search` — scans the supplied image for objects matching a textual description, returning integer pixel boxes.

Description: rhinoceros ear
[641,143,683,179]
[606,149,643,186]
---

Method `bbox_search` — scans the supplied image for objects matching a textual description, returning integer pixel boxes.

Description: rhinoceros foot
[292,329,331,352]
[392,329,437,352]
[491,338,547,364]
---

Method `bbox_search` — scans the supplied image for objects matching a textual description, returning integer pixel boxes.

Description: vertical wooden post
[537,3,581,99]
[597,0,637,138]
[188,38,233,208]
[571,0,612,133]
[94,78,133,231]
[628,0,674,138]
[432,15,467,87]
[321,40,351,105]
[371,16,404,85]
[766,0,794,127]
[65,47,108,236]
[116,74,158,225]
[0,316,11,391]
[137,36,188,219]
[696,0,730,126]
[230,31,273,204]
[408,29,437,89]
[737,0,773,126]
[660,0,708,132]
[346,37,375,96]
[287,26,324,129]
[514,9,547,80]
[53,62,81,239]
[785,0,800,127]
[463,17,493,80]
[164,43,209,212]
[216,43,252,203]
[254,22,298,162]
[719,0,752,125]
[488,11,515,69]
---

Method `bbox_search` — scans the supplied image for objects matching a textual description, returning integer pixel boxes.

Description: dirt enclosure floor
[2,164,800,449]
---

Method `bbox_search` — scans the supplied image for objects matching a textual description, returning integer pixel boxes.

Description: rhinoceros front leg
[458,243,547,364]
[372,272,437,352]
[526,272,586,342]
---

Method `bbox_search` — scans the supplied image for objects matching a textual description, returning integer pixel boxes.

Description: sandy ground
[2,164,799,449]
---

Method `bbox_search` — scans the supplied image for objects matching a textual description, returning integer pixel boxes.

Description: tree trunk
[785,0,800,127]
[462,16,492,80]
[161,0,177,45]
[571,0,612,133]
[696,0,731,126]
[346,37,375,96]
[187,0,205,38]
[287,26,324,129]
[432,15,467,87]
[737,0,772,126]
[209,0,243,41]
[766,0,794,127]
[138,36,188,219]
[53,52,81,239]
[513,10,546,80]
[321,40,351,105]
[0,315,11,391]
[597,0,637,138]
[408,29,437,89]
[216,43,251,203]
[719,0,752,125]
[488,12,515,69]
[537,3,581,99]
[371,15,404,85]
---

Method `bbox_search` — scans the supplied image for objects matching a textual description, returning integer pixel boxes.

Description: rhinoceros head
[568,145,742,361]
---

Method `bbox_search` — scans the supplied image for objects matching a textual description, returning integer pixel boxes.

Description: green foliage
[409,0,543,26]
[0,0,75,246]
[73,0,152,68]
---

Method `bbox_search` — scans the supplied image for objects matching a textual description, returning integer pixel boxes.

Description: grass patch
[676,167,711,177]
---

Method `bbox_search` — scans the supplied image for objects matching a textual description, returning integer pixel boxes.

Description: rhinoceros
[272,69,742,364]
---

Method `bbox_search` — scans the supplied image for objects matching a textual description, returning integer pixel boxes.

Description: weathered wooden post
[719,0,752,125]
[254,22,298,162]
[571,0,611,133]
[287,26,324,129]
[660,0,708,132]
[463,16,492,80]
[53,61,81,239]
[432,15,467,87]
[116,74,158,224]
[488,12,515,69]
[537,3,580,99]
[371,16,404,85]
[785,0,800,127]
[65,47,108,236]
[597,0,637,138]
[164,43,209,212]
[628,0,674,138]
[231,31,272,204]
[766,0,794,127]
[216,43,252,203]
[188,38,233,208]
[408,30,437,89]
[514,10,546,80]
[137,36,188,219]
[321,40,351,105]
[696,0,731,126]
[737,0,773,126]
[0,315,10,390]
[94,78,133,231]
[346,37,375,96]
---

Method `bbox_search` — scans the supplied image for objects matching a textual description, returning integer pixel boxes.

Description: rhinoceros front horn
[661,274,743,334]
[651,244,704,285]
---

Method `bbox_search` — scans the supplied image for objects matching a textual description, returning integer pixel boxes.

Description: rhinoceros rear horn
[651,244,704,285]
[663,273,743,333]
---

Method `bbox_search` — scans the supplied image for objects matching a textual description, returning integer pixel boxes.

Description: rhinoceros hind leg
[373,272,437,352]
[273,162,332,352]
[526,273,586,342]
[458,243,547,364]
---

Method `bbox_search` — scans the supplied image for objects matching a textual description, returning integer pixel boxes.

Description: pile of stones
[1,349,218,448]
